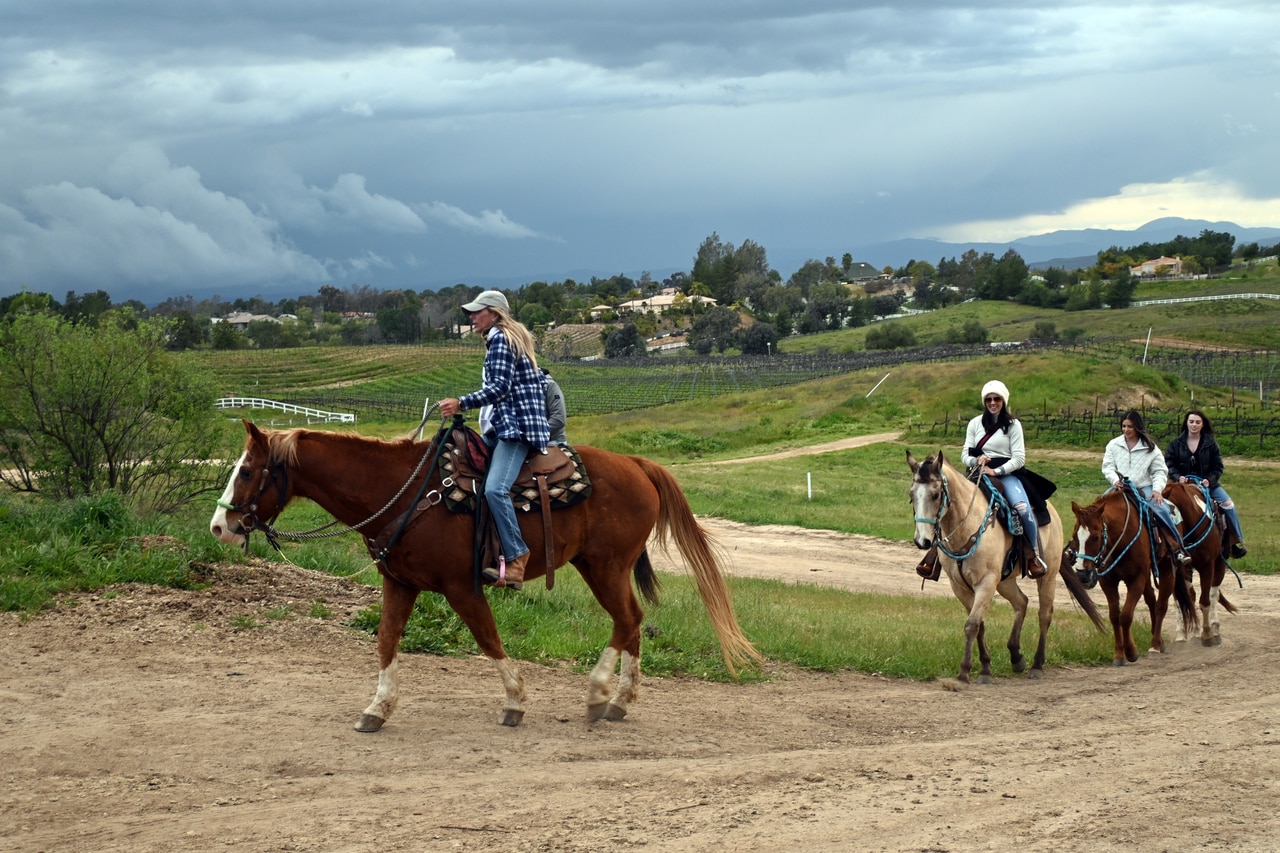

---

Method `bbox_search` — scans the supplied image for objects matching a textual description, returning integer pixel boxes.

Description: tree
[1103,269,1138,309]
[0,313,228,509]
[689,306,740,354]
[864,322,917,350]
[604,324,646,358]
[738,322,778,355]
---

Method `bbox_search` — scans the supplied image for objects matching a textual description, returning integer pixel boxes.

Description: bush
[865,322,918,350]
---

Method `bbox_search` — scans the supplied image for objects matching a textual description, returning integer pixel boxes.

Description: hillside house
[617,293,717,314]
[1130,256,1182,277]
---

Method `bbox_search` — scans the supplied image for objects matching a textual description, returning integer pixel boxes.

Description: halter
[217,415,451,555]
[1064,480,1158,580]
[915,466,997,563]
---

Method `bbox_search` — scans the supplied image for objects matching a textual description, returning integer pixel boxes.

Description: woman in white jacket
[1101,409,1192,566]
[961,380,1051,577]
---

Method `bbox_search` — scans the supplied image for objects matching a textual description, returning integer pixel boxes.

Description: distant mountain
[844,218,1280,272]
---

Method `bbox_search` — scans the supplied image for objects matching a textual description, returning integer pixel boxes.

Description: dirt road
[4,511,1279,852]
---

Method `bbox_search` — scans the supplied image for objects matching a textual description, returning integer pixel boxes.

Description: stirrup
[915,548,941,581]
[1027,552,1049,579]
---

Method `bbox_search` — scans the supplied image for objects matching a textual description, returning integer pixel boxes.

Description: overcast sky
[3,1,1279,303]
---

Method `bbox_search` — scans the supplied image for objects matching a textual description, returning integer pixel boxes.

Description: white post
[1142,327,1152,364]
[866,372,891,398]
[807,472,812,501]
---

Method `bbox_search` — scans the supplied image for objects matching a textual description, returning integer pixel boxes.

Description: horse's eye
[238,467,252,480]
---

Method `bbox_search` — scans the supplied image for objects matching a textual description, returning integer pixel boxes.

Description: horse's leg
[1028,574,1056,678]
[1201,572,1223,646]
[1118,580,1145,664]
[1145,574,1169,654]
[441,588,528,726]
[576,561,645,722]
[1100,580,1126,666]
[356,578,420,733]
[996,575,1030,674]
[953,575,998,685]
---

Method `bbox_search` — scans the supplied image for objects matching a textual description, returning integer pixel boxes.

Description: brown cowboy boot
[482,551,528,590]
[915,545,942,581]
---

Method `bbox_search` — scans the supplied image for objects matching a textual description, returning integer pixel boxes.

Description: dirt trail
[4,440,1280,852]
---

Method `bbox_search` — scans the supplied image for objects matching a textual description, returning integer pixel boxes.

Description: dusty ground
[5,481,1280,850]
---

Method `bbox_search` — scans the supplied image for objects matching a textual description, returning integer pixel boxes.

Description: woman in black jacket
[1165,409,1247,558]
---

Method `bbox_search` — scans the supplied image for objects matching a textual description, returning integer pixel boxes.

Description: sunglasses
[984,396,1003,403]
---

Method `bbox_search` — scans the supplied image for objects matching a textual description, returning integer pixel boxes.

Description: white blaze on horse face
[209,451,248,545]
[1073,524,1090,556]
[910,479,935,548]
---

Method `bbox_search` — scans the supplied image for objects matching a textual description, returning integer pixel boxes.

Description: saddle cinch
[439,422,592,590]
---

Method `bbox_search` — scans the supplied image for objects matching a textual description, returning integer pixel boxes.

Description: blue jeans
[995,473,1039,554]
[1134,485,1186,546]
[482,436,531,561]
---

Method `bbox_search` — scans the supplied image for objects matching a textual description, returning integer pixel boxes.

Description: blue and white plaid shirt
[459,329,549,450]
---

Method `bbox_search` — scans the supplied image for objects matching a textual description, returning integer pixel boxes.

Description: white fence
[1132,292,1280,307]
[215,397,356,424]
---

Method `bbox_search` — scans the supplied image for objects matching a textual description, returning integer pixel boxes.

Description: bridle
[914,465,997,563]
[216,422,451,554]
[1064,482,1156,580]
[216,460,291,549]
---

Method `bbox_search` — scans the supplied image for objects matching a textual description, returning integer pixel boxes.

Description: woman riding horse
[1101,409,1192,568]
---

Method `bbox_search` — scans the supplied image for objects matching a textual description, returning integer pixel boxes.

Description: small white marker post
[866,372,891,398]
[807,472,812,501]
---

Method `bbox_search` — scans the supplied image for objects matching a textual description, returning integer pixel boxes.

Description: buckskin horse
[210,420,761,731]
[907,450,1104,689]
[1162,480,1238,646]
[1066,485,1197,664]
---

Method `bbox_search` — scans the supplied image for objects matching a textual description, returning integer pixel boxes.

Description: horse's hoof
[603,703,628,722]
[1203,636,1222,647]
[500,709,524,727]
[354,714,385,733]
[1111,658,1126,667]
[1011,657,1026,674]
[586,702,608,722]
[977,674,993,685]
[1027,668,1043,681]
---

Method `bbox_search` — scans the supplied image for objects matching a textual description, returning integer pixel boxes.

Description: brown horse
[1067,487,1196,664]
[907,450,1104,688]
[210,420,761,730]
[1162,481,1238,646]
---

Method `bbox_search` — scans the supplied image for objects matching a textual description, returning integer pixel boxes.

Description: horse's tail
[633,549,661,607]
[635,457,763,677]
[1217,589,1239,615]
[1058,549,1107,632]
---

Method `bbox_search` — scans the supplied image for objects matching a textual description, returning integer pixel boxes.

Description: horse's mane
[264,427,419,467]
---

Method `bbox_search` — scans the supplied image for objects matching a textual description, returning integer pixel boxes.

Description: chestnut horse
[907,450,1104,688]
[1066,486,1196,664]
[1162,480,1238,646]
[210,420,761,731]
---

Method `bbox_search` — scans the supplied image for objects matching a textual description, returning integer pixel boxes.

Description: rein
[223,405,452,554]
[1067,481,1158,579]
[1177,476,1216,550]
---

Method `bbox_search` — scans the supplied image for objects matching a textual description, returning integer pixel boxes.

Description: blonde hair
[489,307,539,370]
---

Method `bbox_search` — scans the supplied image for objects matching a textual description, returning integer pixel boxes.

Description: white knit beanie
[981,380,1010,407]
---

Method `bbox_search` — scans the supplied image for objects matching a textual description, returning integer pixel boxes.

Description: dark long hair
[1182,409,1215,437]
[1122,409,1156,451]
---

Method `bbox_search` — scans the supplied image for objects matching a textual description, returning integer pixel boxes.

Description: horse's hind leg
[1201,580,1223,646]
[998,577,1030,675]
[577,562,645,722]
[356,578,420,733]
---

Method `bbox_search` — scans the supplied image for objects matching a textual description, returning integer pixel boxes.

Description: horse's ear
[906,450,919,473]
[244,419,266,446]
[937,448,948,468]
